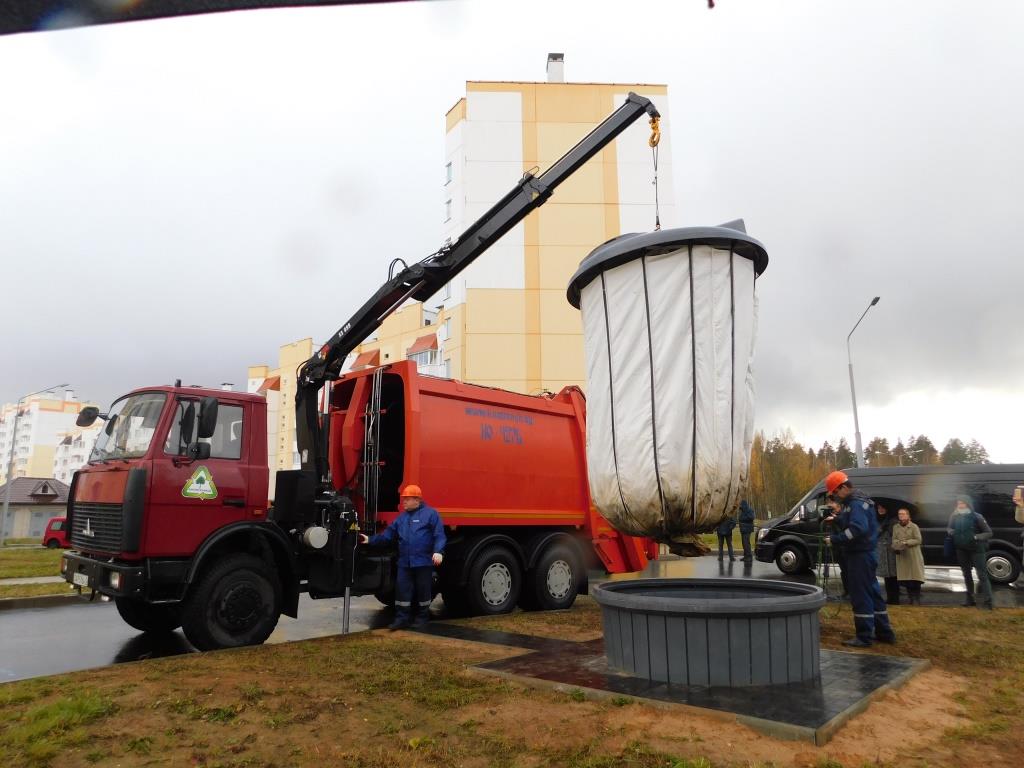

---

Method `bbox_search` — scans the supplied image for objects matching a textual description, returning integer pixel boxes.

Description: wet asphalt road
[1,555,1020,684]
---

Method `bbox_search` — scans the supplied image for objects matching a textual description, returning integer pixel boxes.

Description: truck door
[145,398,251,557]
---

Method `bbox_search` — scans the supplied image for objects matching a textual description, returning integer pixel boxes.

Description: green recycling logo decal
[181,466,218,500]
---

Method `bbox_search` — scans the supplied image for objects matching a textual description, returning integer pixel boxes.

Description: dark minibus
[754,464,1024,584]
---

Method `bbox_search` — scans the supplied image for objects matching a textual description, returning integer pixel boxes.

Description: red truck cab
[42,517,69,548]
[62,385,270,604]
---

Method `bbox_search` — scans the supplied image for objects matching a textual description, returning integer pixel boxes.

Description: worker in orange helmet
[822,470,896,648]
[359,484,446,630]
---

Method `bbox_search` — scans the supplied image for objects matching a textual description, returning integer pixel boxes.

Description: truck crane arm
[296,92,661,482]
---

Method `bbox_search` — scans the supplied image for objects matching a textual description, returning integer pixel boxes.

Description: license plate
[72,572,90,587]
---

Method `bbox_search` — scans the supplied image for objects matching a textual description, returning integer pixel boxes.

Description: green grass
[0,547,63,579]
[0,582,68,600]
[0,597,1020,767]
[0,691,116,767]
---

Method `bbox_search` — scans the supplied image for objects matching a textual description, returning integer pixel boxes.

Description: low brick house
[0,477,69,540]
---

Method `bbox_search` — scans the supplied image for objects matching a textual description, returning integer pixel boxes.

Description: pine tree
[908,435,940,465]
[835,438,856,469]
[964,439,990,464]
[940,438,969,465]
[866,437,892,467]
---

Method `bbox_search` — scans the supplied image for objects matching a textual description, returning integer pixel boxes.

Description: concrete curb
[0,594,92,611]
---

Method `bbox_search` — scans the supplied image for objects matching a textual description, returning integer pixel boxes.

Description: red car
[42,517,69,549]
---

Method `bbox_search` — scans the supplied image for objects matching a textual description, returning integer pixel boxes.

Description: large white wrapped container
[566,222,768,545]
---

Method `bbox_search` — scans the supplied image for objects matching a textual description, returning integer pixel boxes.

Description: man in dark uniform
[822,471,896,648]
[360,484,446,630]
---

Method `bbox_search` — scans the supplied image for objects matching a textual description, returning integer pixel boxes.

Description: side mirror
[197,397,219,439]
[188,442,211,461]
[180,402,196,446]
[76,407,100,427]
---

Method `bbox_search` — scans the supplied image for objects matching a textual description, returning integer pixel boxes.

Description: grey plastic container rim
[566,221,769,309]
[591,578,825,619]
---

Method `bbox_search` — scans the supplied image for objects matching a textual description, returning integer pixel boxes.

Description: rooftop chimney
[221,383,234,392]
[64,389,75,401]
[546,53,564,83]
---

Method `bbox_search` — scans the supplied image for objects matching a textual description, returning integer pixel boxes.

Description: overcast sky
[1,0,1022,461]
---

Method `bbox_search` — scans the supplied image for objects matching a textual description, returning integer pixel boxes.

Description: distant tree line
[744,431,990,519]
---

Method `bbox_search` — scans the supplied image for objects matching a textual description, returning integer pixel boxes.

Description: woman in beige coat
[891,508,926,604]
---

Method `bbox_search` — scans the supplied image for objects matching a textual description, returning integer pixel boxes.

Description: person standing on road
[716,513,737,561]
[947,496,993,610]
[891,507,925,605]
[875,503,901,605]
[738,500,756,563]
[360,484,446,630]
[1014,486,1024,560]
[822,471,896,648]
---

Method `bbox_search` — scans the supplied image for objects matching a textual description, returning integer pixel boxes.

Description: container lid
[566,219,769,308]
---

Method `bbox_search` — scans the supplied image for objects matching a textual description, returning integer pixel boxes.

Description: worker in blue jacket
[360,484,446,630]
[822,471,896,648]
[738,500,756,562]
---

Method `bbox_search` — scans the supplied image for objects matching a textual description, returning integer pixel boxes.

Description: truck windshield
[88,392,167,463]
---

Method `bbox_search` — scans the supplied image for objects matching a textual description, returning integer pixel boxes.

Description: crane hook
[648,116,661,148]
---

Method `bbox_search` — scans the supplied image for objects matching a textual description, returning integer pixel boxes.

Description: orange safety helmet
[824,470,849,495]
[400,484,423,499]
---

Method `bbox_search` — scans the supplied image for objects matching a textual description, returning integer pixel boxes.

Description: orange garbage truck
[61,93,663,650]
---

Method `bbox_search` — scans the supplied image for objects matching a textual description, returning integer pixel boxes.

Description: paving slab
[414,623,928,746]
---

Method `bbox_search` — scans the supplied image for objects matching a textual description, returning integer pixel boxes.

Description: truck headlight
[756,528,768,542]
[61,558,68,574]
[108,572,122,590]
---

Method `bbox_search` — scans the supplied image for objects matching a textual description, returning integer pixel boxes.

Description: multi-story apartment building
[0,391,96,484]
[349,63,673,394]
[52,423,104,485]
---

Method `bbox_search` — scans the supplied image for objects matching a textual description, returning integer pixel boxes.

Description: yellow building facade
[246,338,314,479]
[350,78,673,394]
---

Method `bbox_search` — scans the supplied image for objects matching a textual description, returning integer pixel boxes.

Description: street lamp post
[847,297,880,468]
[0,383,70,546]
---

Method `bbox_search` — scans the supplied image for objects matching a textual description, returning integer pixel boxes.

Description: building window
[445,161,453,185]
[439,318,451,342]
[409,349,442,368]
[444,199,452,222]
[444,358,452,378]
[441,281,451,301]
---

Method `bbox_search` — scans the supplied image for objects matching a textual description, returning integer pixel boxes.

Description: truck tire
[986,549,1021,585]
[181,554,281,651]
[775,544,809,574]
[466,545,521,615]
[45,538,60,549]
[114,597,182,633]
[521,543,580,611]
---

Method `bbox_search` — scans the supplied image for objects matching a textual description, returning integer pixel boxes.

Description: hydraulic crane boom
[296,91,660,482]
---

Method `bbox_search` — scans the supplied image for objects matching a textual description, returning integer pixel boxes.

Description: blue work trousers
[395,565,433,625]
[845,550,895,643]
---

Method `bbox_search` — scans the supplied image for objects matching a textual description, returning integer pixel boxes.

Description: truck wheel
[45,539,60,549]
[114,597,182,633]
[986,550,1021,585]
[775,544,809,574]
[522,543,580,611]
[181,554,281,651]
[466,545,521,615]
